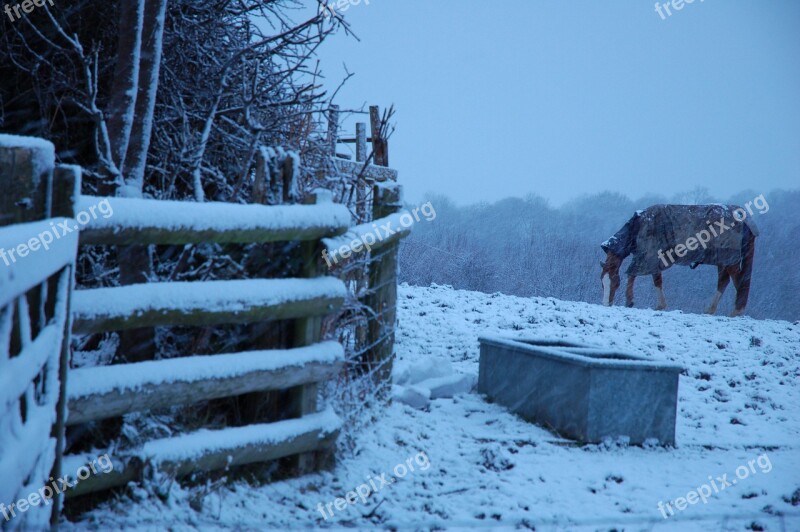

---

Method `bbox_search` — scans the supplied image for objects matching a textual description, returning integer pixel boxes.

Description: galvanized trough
[478,337,683,445]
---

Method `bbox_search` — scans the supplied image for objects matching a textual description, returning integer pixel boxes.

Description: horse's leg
[706,265,731,315]
[728,266,744,316]
[732,233,756,317]
[625,275,636,308]
[653,272,666,310]
[602,272,621,306]
[601,252,622,306]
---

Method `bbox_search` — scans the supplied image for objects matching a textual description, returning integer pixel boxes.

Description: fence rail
[71,278,345,334]
[66,342,344,425]
[76,194,350,245]
[63,409,341,499]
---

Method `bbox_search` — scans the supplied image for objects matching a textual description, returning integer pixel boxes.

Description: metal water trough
[478,337,683,445]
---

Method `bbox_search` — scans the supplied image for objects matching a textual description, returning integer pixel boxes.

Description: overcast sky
[301,1,800,206]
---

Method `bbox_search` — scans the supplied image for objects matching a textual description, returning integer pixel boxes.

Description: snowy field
[65,284,800,531]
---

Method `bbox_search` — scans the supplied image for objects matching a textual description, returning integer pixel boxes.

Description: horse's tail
[735,224,756,311]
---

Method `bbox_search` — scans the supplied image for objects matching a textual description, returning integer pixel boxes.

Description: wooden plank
[64,409,342,499]
[338,136,375,144]
[331,158,397,183]
[71,278,346,334]
[66,342,344,425]
[76,195,350,245]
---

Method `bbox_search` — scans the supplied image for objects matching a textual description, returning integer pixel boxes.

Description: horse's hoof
[730,309,745,317]
[626,302,634,308]
[656,305,666,311]
[705,308,717,315]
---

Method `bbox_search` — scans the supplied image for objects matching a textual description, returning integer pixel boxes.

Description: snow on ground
[63,284,800,531]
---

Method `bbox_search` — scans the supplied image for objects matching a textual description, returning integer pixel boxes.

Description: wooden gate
[0,136,77,529]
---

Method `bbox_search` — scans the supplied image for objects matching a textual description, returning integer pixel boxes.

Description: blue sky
[301,1,800,206]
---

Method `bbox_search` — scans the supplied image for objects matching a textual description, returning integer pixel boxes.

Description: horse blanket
[601,204,759,276]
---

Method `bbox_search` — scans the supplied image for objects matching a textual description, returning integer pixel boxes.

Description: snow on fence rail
[65,409,342,499]
[67,342,344,425]
[76,194,350,245]
[71,277,346,334]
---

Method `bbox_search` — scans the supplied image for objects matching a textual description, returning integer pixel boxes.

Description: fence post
[369,105,387,167]
[363,183,401,393]
[289,189,329,472]
[355,122,367,164]
[327,105,339,157]
[0,138,53,226]
[50,164,80,526]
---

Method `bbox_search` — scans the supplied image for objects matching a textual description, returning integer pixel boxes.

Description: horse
[599,204,757,316]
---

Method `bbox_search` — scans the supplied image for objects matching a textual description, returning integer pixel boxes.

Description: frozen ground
[64,284,800,530]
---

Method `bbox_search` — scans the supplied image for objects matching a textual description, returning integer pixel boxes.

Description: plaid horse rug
[601,204,759,276]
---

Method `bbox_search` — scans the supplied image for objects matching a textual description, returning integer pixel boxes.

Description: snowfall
[64,284,800,531]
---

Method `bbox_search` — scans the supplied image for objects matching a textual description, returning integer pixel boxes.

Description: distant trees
[400,189,800,321]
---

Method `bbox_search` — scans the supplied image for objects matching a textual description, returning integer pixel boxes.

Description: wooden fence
[0,122,408,526]
[62,185,349,497]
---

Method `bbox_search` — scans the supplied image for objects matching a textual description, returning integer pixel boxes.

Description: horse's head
[601,217,637,306]
[599,252,622,306]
